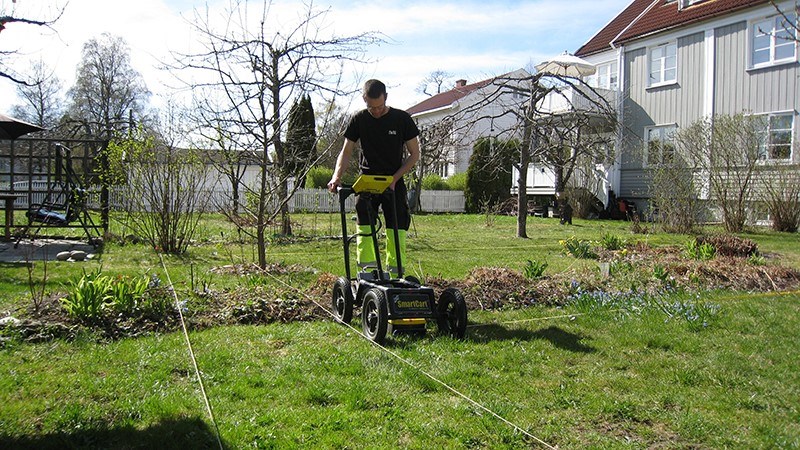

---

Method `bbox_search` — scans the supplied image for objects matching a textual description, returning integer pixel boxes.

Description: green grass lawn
[1,213,799,448]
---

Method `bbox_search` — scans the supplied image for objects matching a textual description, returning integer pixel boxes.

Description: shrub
[446,172,467,191]
[421,173,450,191]
[760,166,800,232]
[770,200,800,232]
[305,166,334,189]
[465,137,515,213]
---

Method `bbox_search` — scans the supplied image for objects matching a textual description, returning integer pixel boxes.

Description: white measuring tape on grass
[160,254,559,449]
[159,254,225,450]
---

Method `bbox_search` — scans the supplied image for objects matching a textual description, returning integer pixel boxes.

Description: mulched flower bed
[3,242,799,344]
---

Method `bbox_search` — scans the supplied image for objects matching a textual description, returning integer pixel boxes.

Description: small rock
[56,251,71,261]
[70,250,87,261]
[0,316,21,326]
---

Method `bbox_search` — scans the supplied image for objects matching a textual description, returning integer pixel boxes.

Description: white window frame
[589,61,619,91]
[749,12,797,69]
[757,111,795,161]
[647,41,678,88]
[644,125,678,167]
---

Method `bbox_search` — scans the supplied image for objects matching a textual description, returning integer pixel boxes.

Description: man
[327,79,420,276]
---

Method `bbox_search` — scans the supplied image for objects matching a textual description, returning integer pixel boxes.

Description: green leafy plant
[523,259,547,279]
[304,166,334,189]
[560,236,597,259]
[652,265,669,282]
[599,232,624,251]
[747,253,766,266]
[445,172,467,191]
[421,173,451,191]
[108,275,150,313]
[652,264,676,289]
[62,269,114,321]
[685,238,716,260]
[609,259,634,276]
[62,270,151,320]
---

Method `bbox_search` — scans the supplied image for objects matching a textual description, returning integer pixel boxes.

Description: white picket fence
[289,189,465,213]
[2,182,466,214]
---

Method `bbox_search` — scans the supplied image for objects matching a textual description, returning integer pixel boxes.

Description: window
[587,61,619,90]
[759,112,794,160]
[644,125,677,166]
[648,42,677,86]
[751,13,797,67]
[678,0,705,9]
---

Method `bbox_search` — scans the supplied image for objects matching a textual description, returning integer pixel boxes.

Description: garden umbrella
[535,51,596,78]
[0,112,45,139]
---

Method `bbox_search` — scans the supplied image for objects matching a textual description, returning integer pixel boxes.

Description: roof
[406,78,495,116]
[575,0,654,57]
[576,0,771,57]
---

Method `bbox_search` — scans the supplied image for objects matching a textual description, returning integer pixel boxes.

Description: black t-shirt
[344,107,420,175]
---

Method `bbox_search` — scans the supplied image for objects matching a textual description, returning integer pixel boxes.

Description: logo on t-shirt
[388,130,397,135]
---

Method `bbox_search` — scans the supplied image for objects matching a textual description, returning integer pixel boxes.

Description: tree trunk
[280,177,292,236]
[410,163,424,213]
[257,158,269,269]
[516,157,528,239]
[231,181,240,216]
[516,119,534,238]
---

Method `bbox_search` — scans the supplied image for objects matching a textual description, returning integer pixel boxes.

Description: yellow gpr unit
[352,175,393,194]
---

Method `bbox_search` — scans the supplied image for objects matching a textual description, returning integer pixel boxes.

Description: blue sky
[1,0,631,113]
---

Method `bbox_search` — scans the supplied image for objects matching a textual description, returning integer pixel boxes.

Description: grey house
[575,0,798,213]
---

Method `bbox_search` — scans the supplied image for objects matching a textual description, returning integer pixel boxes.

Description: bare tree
[770,1,799,41]
[0,5,62,85]
[66,33,151,139]
[673,113,763,233]
[409,117,458,212]
[416,70,454,97]
[175,1,381,269]
[444,70,617,237]
[200,125,252,217]
[314,99,349,169]
[11,59,63,128]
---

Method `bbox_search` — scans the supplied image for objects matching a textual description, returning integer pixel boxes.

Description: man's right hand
[327,178,340,193]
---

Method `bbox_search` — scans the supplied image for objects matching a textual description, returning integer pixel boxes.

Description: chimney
[455,79,467,88]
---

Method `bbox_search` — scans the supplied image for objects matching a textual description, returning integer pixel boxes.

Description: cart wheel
[436,288,467,339]
[404,275,421,286]
[362,288,388,344]
[331,277,354,324]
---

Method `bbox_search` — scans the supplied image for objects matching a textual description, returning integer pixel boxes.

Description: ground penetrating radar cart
[331,175,467,344]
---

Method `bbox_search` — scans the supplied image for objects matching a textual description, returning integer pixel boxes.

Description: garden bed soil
[3,243,799,343]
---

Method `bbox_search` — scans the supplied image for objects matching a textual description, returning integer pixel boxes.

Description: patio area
[0,238,97,263]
